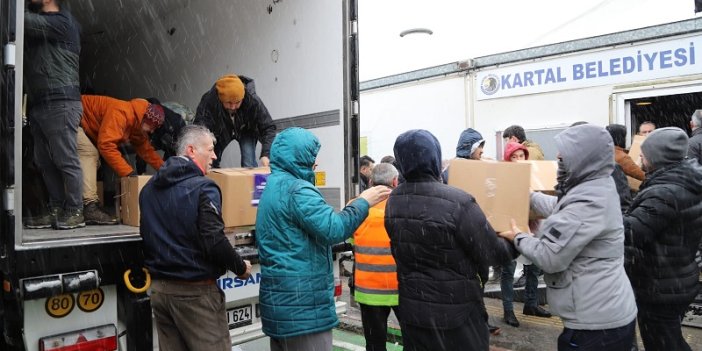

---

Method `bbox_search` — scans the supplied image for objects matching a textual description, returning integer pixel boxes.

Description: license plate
[227,305,253,329]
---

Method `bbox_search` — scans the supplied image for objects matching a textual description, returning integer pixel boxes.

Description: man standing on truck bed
[140,125,252,351]
[23,0,84,230]
[194,74,276,168]
[78,95,166,224]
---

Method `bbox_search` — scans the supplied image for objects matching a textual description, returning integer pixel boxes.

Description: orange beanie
[215,75,245,103]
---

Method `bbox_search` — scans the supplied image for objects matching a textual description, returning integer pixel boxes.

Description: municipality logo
[480,74,500,95]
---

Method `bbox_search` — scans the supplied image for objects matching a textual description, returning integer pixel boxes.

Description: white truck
[360,17,702,161]
[0,0,361,350]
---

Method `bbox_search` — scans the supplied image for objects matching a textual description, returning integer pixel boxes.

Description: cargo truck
[0,0,361,349]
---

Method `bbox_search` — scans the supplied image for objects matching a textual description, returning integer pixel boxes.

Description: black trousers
[637,303,692,351]
[359,303,400,351]
[557,319,636,351]
[400,304,488,351]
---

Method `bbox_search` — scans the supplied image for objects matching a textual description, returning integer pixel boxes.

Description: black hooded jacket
[385,130,516,329]
[624,158,702,304]
[193,76,276,166]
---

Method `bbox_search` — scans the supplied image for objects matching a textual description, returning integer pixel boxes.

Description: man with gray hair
[352,163,399,351]
[688,109,702,164]
[139,125,252,351]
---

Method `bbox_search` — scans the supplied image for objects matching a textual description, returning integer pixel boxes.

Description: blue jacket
[140,156,229,280]
[256,127,370,338]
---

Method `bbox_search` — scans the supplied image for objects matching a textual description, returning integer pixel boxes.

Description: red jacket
[81,95,164,177]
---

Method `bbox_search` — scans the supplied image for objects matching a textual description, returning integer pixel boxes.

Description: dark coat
[140,156,246,281]
[624,159,702,304]
[385,129,515,330]
[688,128,702,165]
[193,76,276,166]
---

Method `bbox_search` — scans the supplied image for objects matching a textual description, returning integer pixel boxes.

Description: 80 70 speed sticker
[45,294,75,318]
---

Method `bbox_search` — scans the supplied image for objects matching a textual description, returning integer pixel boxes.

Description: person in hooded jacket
[623,127,702,351]
[139,125,252,351]
[441,128,485,183]
[385,129,516,351]
[255,127,390,351]
[499,142,551,328]
[499,124,637,351]
[194,74,276,168]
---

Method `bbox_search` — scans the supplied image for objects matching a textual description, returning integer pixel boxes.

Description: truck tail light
[334,277,342,297]
[39,324,117,351]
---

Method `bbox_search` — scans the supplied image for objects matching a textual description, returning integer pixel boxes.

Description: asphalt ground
[337,274,702,351]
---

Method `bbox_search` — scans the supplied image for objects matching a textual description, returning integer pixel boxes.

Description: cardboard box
[207,167,270,228]
[627,135,646,191]
[120,176,151,227]
[448,159,530,232]
[519,160,558,195]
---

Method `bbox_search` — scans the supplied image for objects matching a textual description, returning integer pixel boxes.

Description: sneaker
[56,208,86,230]
[513,270,527,288]
[503,310,520,327]
[523,305,552,318]
[83,202,117,225]
[24,207,59,229]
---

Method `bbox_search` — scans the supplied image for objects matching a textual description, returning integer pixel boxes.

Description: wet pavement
[337,273,702,350]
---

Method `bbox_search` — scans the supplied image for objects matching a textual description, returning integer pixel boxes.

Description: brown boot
[83,202,117,225]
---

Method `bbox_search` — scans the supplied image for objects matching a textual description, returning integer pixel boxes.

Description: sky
[358,0,699,81]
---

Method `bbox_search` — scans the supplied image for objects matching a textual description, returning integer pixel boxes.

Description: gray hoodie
[517,125,637,330]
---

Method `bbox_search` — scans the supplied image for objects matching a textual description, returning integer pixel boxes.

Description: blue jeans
[238,134,258,167]
[500,261,541,311]
[557,319,636,351]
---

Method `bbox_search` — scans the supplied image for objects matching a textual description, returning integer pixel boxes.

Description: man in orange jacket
[77,95,165,224]
[353,162,400,351]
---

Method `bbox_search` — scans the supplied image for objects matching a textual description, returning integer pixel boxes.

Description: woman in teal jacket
[256,127,389,350]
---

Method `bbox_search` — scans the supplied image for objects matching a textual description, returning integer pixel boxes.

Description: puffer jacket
[517,125,637,330]
[256,127,369,338]
[193,76,276,166]
[80,95,164,177]
[385,129,516,330]
[624,159,702,304]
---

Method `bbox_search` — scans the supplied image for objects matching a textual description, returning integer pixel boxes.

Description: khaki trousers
[76,127,99,204]
[150,280,232,351]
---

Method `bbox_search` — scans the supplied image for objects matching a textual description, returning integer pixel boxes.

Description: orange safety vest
[353,199,398,306]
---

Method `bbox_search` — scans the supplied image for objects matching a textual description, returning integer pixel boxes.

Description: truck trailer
[0,0,361,350]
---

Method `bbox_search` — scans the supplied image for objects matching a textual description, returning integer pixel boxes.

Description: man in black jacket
[624,127,702,351]
[194,75,276,168]
[688,109,702,165]
[24,0,85,229]
[385,129,516,351]
[140,125,251,350]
